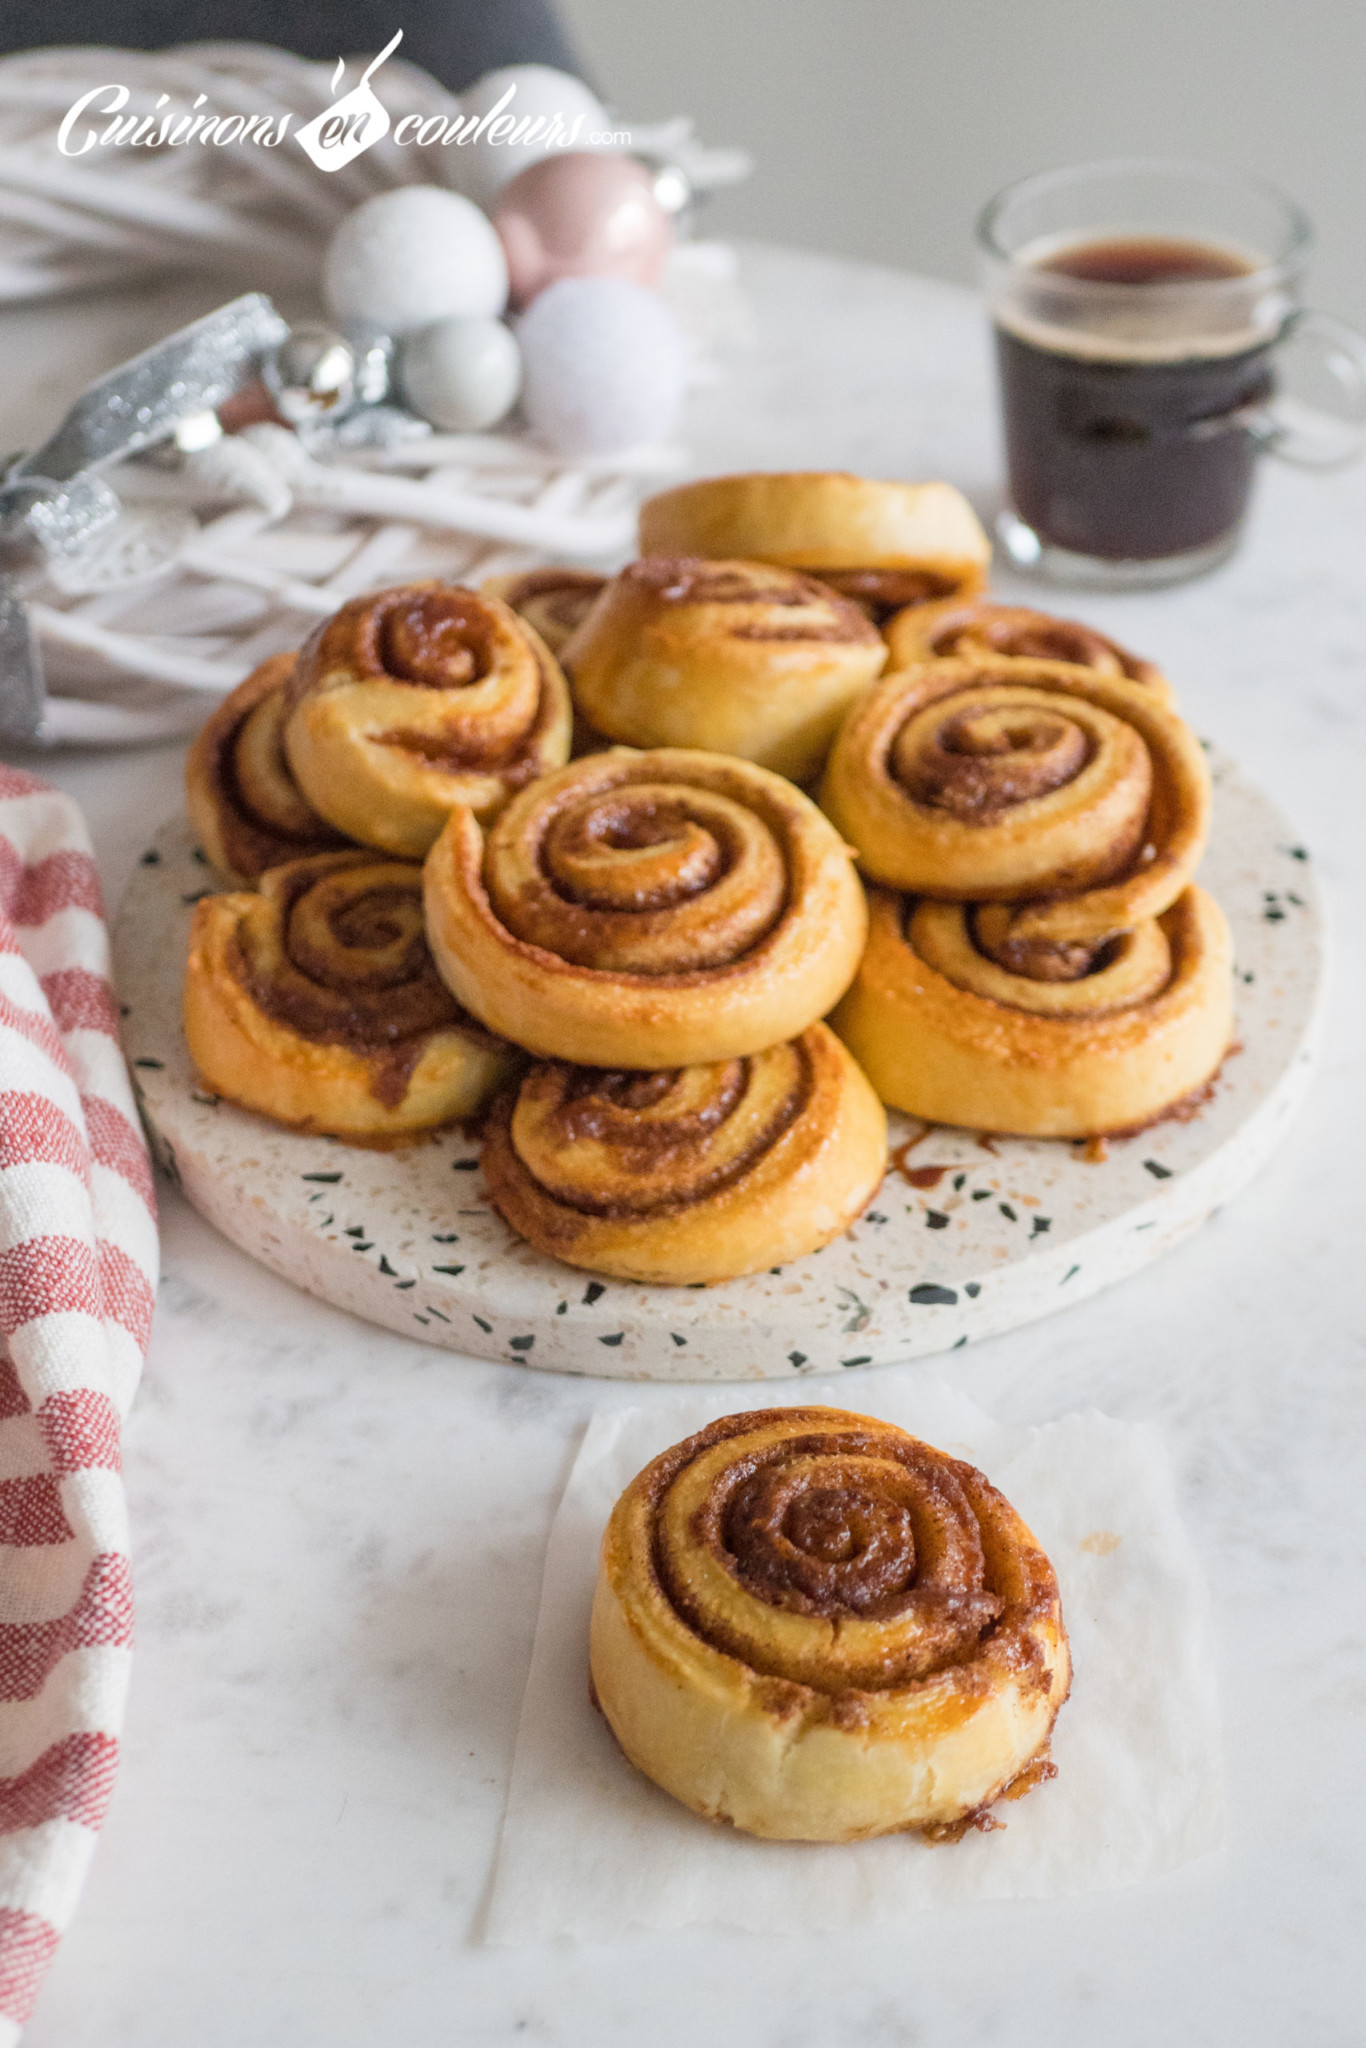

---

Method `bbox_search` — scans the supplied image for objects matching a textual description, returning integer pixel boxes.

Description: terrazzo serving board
[114,749,1325,1380]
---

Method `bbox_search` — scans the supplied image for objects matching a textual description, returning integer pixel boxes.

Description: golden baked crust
[883,599,1176,707]
[832,883,1232,1137]
[423,747,869,1068]
[483,1025,887,1284]
[183,850,515,1144]
[561,557,886,783]
[481,567,608,655]
[590,1406,1070,1841]
[185,653,349,884]
[821,656,1209,972]
[638,472,991,622]
[282,583,573,858]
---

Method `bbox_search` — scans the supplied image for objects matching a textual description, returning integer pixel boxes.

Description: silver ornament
[341,322,396,407]
[635,155,697,235]
[262,325,358,423]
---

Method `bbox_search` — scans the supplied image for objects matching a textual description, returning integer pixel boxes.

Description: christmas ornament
[261,324,358,423]
[494,152,673,309]
[323,188,508,337]
[0,292,287,743]
[517,276,688,457]
[449,65,612,210]
[399,317,522,432]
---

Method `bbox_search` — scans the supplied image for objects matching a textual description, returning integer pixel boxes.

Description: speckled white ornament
[447,65,612,209]
[517,276,688,456]
[399,316,522,431]
[323,188,508,338]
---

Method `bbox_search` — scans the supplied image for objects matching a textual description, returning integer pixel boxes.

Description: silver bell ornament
[262,325,359,423]
[341,322,396,407]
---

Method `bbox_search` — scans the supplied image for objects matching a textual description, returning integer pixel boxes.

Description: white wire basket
[28,421,690,746]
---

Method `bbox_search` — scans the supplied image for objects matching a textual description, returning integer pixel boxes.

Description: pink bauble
[493,152,673,309]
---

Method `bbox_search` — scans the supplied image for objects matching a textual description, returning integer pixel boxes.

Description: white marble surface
[4,244,1364,2045]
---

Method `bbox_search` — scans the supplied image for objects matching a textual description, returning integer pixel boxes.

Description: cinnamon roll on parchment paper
[184,849,515,1144]
[186,654,349,885]
[483,1025,887,1285]
[883,599,1175,706]
[560,557,886,784]
[590,1406,1070,1841]
[638,472,991,624]
[423,748,868,1069]
[283,583,573,858]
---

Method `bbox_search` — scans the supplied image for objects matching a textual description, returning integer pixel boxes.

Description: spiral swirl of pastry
[883,599,1175,706]
[481,567,608,654]
[638,473,992,627]
[821,656,1209,968]
[423,748,869,1068]
[185,654,349,884]
[282,583,573,858]
[483,1025,887,1283]
[183,850,514,1143]
[831,884,1233,1137]
[590,1406,1070,1841]
[561,557,887,782]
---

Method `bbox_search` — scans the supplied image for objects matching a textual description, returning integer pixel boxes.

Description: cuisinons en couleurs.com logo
[55,35,619,171]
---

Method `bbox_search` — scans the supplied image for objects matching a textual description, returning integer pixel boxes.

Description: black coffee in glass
[974,161,1366,586]
[995,235,1276,563]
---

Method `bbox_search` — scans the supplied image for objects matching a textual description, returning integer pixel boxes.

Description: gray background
[561,0,1366,324]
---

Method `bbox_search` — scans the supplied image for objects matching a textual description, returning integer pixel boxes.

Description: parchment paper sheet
[485,1382,1223,1941]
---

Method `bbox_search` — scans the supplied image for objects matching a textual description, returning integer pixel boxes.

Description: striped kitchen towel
[0,766,156,2038]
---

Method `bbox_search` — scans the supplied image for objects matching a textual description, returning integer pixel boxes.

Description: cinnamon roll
[186,654,349,885]
[591,1407,1070,1841]
[481,567,608,655]
[884,599,1175,707]
[831,883,1233,1136]
[483,1026,886,1284]
[282,584,573,858]
[821,657,1209,972]
[423,748,868,1069]
[560,558,886,784]
[183,850,514,1144]
[638,473,991,624]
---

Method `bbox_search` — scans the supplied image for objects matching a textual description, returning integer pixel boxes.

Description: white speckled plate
[114,750,1324,1380]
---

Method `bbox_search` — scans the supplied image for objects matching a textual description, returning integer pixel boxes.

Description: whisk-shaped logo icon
[295,31,403,171]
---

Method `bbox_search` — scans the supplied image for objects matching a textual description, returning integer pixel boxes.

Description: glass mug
[978,158,1366,586]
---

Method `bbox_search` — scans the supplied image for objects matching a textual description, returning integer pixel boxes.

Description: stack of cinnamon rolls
[183,469,1233,1286]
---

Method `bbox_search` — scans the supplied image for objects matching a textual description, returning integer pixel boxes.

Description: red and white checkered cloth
[0,766,156,2038]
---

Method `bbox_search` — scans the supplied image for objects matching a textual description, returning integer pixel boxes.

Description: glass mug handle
[1253,308,1366,468]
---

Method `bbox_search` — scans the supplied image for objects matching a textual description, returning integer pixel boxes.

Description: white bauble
[323,188,508,336]
[444,65,611,208]
[399,317,522,431]
[518,277,688,457]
